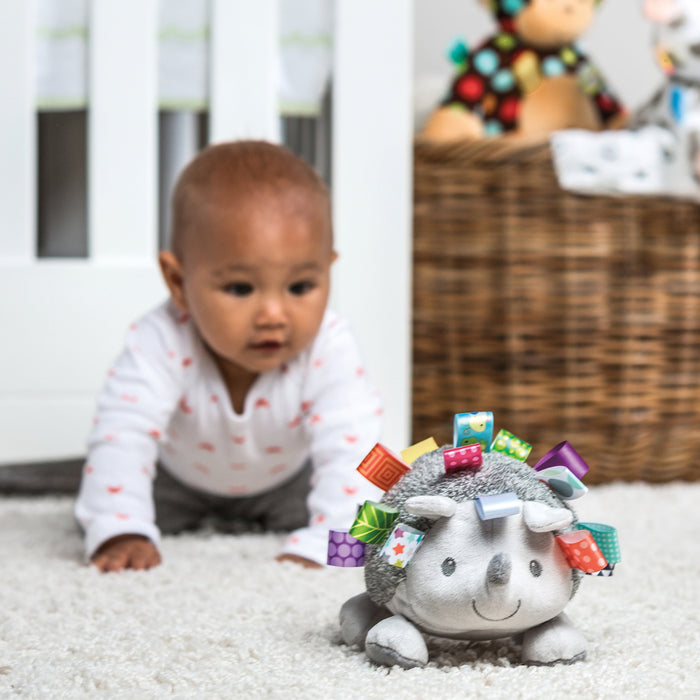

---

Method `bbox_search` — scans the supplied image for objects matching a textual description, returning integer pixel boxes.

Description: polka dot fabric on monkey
[444,36,621,135]
[442,0,623,135]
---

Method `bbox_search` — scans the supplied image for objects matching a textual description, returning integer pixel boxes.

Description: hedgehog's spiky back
[364,448,581,607]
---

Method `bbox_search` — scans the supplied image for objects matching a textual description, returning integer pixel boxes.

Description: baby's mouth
[251,340,284,352]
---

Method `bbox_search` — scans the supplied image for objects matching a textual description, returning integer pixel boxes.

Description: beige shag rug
[1,482,699,698]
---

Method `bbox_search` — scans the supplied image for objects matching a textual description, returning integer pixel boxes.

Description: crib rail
[90,0,158,260]
[0,2,35,263]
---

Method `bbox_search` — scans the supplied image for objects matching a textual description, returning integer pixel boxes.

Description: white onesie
[75,301,383,564]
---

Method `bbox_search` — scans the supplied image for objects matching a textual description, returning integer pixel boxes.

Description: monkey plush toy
[423,0,626,140]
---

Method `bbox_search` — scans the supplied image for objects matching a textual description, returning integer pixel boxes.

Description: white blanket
[551,126,700,201]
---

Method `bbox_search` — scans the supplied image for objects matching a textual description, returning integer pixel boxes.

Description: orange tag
[357,443,410,491]
[556,530,608,573]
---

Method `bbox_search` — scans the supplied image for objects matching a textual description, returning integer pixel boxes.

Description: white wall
[413,0,662,129]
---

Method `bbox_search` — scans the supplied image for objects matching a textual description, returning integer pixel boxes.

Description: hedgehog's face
[386,499,575,639]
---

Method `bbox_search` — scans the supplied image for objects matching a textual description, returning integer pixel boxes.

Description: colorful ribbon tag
[536,466,588,500]
[588,563,615,577]
[401,437,438,465]
[453,411,494,450]
[490,429,532,461]
[357,443,410,491]
[533,441,590,480]
[670,84,685,124]
[474,492,521,520]
[656,45,675,76]
[379,523,426,568]
[577,522,621,564]
[556,530,608,573]
[349,500,400,545]
[327,530,366,567]
[443,443,482,472]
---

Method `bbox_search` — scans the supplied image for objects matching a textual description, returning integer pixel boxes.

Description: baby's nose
[257,297,287,325]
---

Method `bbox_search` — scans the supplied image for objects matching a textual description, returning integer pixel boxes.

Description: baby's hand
[276,553,322,569]
[91,534,161,573]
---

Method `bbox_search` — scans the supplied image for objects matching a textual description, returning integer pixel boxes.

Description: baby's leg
[0,458,83,495]
[213,461,311,533]
[152,465,214,534]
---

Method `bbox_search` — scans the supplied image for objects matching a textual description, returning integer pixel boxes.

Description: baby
[76,140,383,572]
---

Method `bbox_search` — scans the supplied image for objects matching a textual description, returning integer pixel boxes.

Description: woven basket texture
[413,136,700,483]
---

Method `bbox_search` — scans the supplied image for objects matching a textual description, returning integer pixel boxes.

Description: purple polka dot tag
[327,530,366,567]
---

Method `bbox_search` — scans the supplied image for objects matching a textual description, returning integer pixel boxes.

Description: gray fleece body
[364,448,581,607]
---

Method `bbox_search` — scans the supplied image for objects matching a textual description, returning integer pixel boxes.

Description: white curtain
[35,0,333,116]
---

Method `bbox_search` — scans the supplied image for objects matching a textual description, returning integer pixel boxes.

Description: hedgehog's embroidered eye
[441,557,456,576]
[529,560,543,577]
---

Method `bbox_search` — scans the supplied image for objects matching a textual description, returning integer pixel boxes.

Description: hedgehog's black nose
[486,552,511,586]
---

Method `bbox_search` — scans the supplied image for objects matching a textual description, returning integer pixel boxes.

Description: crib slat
[88,0,158,262]
[159,112,199,250]
[209,0,280,143]
[332,0,414,451]
[0,1,35,262]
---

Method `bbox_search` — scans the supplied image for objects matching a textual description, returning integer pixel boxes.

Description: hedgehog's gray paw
[340,593,391,649]
[522,612,587,665]
[365,615,428,669]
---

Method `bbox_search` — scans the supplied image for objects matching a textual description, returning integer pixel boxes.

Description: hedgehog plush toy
[422,0,626,140]
[329,415,619,669]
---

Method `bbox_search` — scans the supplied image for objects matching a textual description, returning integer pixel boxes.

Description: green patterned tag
[490,428,532,461]
[577,522,621,564]
[349,501,400,545]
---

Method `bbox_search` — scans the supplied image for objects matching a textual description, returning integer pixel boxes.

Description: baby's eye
[224,283,254,297]
[289,280,316,296]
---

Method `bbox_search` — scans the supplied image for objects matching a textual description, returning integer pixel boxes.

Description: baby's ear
[158,250,188,312]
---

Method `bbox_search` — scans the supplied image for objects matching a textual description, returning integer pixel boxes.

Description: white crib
[0,0,413,465]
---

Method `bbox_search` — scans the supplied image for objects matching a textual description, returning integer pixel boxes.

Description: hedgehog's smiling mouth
[472,599,521,621]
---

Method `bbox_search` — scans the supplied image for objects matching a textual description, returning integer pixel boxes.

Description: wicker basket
[412,136,700,483]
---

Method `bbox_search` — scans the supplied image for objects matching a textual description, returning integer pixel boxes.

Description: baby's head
[159,140,335,381]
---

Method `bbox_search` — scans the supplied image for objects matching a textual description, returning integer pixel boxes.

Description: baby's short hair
[170,140,330,258]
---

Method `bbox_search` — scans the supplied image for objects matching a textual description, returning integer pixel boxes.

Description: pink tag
[443,443,482,472]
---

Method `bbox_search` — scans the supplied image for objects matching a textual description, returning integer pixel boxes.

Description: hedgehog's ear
[522,501,574,532]
[405,495,457,520]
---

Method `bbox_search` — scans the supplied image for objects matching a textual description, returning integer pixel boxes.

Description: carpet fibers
[1,482,699,698]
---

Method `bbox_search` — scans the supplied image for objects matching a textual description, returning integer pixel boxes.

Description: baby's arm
[76,306,183,572]
[275,553,322,569]
[280,315,384,565]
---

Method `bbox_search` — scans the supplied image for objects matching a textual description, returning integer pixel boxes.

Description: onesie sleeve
[74,305,184,559]
[280,314,384,564]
